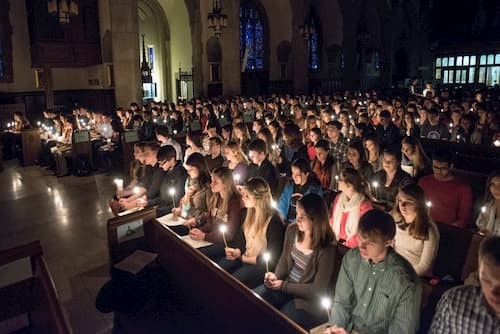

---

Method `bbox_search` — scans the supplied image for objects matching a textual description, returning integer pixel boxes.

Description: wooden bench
[120,130,139,175]
[72,130,93,171]
[0,241,72,334]
[21,128,42,166]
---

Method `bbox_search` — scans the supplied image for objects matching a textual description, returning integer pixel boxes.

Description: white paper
[113,250,158,275]
[0,257,32,289]
[180,235,213,249]
[157,213,185,227]
[118,206,144,216]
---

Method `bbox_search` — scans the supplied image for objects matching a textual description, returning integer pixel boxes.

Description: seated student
[392,183,440,277]
[420,106,450,141]
[50,114,75,176]
[418,149,472,229]
[325,209,421,334]
[205,136,224,172]
[223,140,249,183]
[172,152,212,220]
[375,110,401,150]
[343,140,374,183]
[330,167,373,248]
[276,122,310,176]
[233,122,252,154]
[218,178,285,288]
[430,236,500,333]
[277,159,323,223]
[184,131,205,163]
[138,145,188,217]
[400,135,432,181]
[370,147,413,211]
[185,167,243,259]
[247,139,279,196]
[254,193,336,330]
[476,170,500,235]
[311,139,341,192]
[117,142,146,198]
[325,121,348,164]
[118,142,164,212]
[155,125,182,161]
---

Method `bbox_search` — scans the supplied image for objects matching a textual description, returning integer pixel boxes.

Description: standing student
[254,193,336,330]
[218,178,285,288]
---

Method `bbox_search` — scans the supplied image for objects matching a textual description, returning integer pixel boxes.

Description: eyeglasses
[432,165,450,171]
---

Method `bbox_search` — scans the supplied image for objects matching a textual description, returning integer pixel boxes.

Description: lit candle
[37,121,41,126]
[271,144,278,151]
[481,206,486,214]
[321,297,332,320]
[263,252,271,272]
[173,129,178,135]
[234,173,241,185]
[271,199,277,209]
[456,134,461,142]
[133,186,141,195]
[331,115,335,120]
[334,175,339,191]
[372,181,379,200]
[426,201,432,208]
[416,117,420,124]
[169,187,176,208]
[114,178,124,191]
[219,224,228,247]
[494,139,500,147]
[107,138,111,144]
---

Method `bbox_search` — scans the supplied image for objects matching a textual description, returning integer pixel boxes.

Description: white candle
[334,175,339,191]
[271,199,277,209]
[37,121,41,126]
[494,139,500,147]
[321,297,332,319]
[169,187,176,207]
[133,186,141,195]
[372,181,379,200]
[481,206,486,214]
[114,178,124,191]
[219,224,228,247]
[173,129,178,135]
[426,201,432,208]
[234,173,241,185]
[263,252,271,272]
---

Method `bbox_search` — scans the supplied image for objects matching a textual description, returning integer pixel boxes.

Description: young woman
[330,167,373,248]
[277,159,323,222]
[184,130,205,162]
[400,112,420,138]
[185,167,243,259]
[392,183,440,277]
[370,147,413,211]
[268,120,284,149]
[172,152,212,220]
[400,136,432,181]
[50,114,75,176]
[306,127,321,161]
[218,177,285,288]
[476,170,500,235]
[311,139,340,192]
[363,133,382,172]
[222,141,249,184]
[344,140,374,183]
[233,122,252,153]
[253,193,336,330]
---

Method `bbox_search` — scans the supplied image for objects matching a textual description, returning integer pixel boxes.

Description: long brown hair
[392,183,431,240]
[402,136,430,175]
[297,193,335,249]
[209,166,241,216]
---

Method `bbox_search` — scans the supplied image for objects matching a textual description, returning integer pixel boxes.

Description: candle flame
[321,297,332,309]
[219,224,227,233]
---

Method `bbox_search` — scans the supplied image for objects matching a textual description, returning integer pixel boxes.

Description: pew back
[0,241,72,334]
[120,130,139,174]
[21,128,42,166]
[72,130,93,170]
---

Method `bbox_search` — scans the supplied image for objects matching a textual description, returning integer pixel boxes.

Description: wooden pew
[21,128,42,166]
[143,219,309,334]
[106,206,157,268]
[72,130,93,171]
[0,241,72,334]
[120,130,139,174]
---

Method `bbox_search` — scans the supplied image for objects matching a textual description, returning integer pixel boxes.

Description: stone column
[220,0,241,96]
[290,0,309,94]
[110,0,141,107]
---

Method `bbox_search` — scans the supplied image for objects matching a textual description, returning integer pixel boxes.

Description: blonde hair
[241,178,275,246]
[226,141,249,164]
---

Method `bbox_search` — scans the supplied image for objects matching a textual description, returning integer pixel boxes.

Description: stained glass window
[240,2,265,71]
[308,16,320,71]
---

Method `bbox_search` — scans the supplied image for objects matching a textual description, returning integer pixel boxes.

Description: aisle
[0,160,115,333]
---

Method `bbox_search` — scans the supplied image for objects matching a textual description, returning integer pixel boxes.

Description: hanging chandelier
[299,20,315,41]
[47,0,79,24]
[207,0,227,37]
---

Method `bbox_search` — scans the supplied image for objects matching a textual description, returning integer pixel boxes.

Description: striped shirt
[330,248,421,334]
[430,285,500,334]
[288,243,313,283]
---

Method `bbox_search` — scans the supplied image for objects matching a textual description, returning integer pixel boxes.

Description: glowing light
[263,252,271,272]
[321,297,332,310]
[426,201,432,208]
[481,206,486,213]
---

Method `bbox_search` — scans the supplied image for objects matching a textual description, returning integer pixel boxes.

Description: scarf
[332,192,366,241]
[477,201,500,235]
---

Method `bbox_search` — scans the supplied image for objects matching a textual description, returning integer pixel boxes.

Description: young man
[375,110,401,149]
[430,236,500,333]
[247,139,279,196]
[418,149,472,229]
[155,125,182,161]
[325,121,348,163]
[205,136,224,172]
[325,209,421,334]
[420,106,450,140]
[140,144,187,217]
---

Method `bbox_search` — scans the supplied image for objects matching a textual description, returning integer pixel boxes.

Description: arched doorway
[138,0,171,101]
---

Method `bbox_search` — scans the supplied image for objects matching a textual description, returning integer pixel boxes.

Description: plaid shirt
[329,135,348,163]
[430,285,500,334]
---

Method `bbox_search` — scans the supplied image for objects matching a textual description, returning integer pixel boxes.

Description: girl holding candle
[475,170,500,235]
[218,177,285,288]
[343,140,374,183]
[329,167,373,248]
[311,139,340,192]
[400,136,432,181]
[222,141,249,183]
[363,133,382,172]
[186,167,243,259]
[392,183,440,277]
[253,193,336,330]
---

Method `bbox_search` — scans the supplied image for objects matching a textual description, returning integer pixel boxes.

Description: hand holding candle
[219,224,228,247]
[114,178,124,192]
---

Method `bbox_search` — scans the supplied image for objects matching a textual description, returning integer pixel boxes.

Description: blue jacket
[277,177,323,222]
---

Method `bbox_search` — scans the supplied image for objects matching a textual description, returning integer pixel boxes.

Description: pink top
[331,197,373,248]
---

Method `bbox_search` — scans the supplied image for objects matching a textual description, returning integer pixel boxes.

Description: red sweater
[418,175,472,229]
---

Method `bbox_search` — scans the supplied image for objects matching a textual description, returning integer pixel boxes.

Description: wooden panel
[21,128,42,166]
[145,220,308,334]
[31,41,101,67]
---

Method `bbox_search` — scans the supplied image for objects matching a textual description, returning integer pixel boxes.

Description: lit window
[240,1,266,71]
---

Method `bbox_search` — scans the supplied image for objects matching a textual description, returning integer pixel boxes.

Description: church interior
[0,0,500,333]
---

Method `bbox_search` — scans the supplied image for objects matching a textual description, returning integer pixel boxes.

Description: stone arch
[138,0,171,101]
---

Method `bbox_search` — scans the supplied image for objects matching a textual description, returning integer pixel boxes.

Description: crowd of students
[3,87,500,332]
